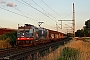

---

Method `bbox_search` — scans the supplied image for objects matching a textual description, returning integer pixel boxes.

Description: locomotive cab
[16,24,36,46]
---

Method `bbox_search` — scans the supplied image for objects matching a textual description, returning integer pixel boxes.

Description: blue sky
[0,0,90,33]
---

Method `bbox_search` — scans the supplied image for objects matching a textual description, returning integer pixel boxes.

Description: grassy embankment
[57,39,90,60]
[83,38,90,42]
[0,38,11,49]
[57,47,79,60]
[0,32,16,49]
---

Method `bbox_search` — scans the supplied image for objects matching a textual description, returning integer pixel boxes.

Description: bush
[0,32,17,48]
[0,38,11,49]
[58,47,79,60]
[83,38,90,42]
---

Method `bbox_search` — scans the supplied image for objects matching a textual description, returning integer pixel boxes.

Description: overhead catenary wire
[32,0,57,20]
[16,0,53,21]
[16,0,57,22]
[32,0,61,29]
[40,0,73,30]
[15,0,45,21]
[21,0,57,23]
[41,0,72,20]
[31,0,59,26]
[40,0,63,29]
[18,0,60,29]
[62,13,72,19]
[14,7,54,27]
[0,1,55,29]
[15,0,55,28]
[14,7,42,22]
[0,0,62,30]
[0,0,37,22]
[41,0,62,18]
[0,6,38,22]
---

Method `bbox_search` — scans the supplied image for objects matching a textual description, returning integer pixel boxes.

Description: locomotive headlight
[27,38,29,39]
[18,38,20,39]
[23,33,24,35]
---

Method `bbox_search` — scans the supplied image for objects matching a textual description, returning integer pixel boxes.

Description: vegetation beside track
[57,47,79,60]
[0,38,11,49]
[57,40,90,60]
[83,38,90,42]
[0,32,17,49]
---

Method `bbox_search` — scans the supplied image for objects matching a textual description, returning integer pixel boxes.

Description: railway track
[0,38,71,60]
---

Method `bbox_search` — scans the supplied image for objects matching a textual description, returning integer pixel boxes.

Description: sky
[0,0,90,33]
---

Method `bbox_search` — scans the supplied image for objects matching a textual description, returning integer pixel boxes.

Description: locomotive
[16,24,66,46]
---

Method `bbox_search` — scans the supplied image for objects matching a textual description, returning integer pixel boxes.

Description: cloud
[0,0,6,3]
[6,2,17,7]
[6,2,14,7]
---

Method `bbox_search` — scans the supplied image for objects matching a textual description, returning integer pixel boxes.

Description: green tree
[0,34,7,40]
[0,32,17,47]
[0,32,11,40]
[67,33,73,37]
[84,19,90,37]
[75,29,84,37]
[9,32,17,47]
[75,19,90,37]
[85,19,90,29]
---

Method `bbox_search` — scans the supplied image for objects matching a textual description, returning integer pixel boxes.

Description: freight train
[16,24,66,46]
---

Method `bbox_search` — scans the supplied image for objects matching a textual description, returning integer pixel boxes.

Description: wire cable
[21,0,57,23]
[0,6,38,22]
[32,0,57,20]
[41,0,62,18]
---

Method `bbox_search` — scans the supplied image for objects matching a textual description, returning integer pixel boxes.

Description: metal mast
[73,3,75,38]
[58,3,75,38]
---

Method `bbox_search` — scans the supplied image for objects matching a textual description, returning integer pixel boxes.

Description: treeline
[0,32,17,48]
[75,19,90,37]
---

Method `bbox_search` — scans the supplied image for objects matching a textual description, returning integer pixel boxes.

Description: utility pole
[73,3,75,38]
[18,24,19,30]
[58,3,75,38]
[56,23,58,31]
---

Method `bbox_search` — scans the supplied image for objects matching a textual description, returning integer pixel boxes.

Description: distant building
[0,28,17,35]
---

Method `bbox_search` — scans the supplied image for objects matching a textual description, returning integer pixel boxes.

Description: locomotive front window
[25,30,29,32]
[29,29,33,33]
[18,29,24,32]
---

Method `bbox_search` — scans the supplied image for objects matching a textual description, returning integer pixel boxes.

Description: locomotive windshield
[18,29,30,33]
[18,29,24,33]
[25,29,29,33]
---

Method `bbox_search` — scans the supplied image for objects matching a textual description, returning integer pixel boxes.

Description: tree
[84,19,90,37]
[67,33,73,37]
[75,19,90,37]
[0,34,7,40]
[85,19,90,29]
[9,32,17,47]
[0,32,17,47]
[75,29,84,37]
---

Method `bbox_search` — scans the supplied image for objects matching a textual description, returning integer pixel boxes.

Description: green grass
[0,38,11,49]
[83,38,90,42]
[57,47,79,60]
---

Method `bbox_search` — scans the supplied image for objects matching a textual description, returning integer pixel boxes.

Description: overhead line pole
[58,3,75,39]
[73,3,75,39]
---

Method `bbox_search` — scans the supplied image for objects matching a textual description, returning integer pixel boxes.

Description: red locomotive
[16,24,66,46]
